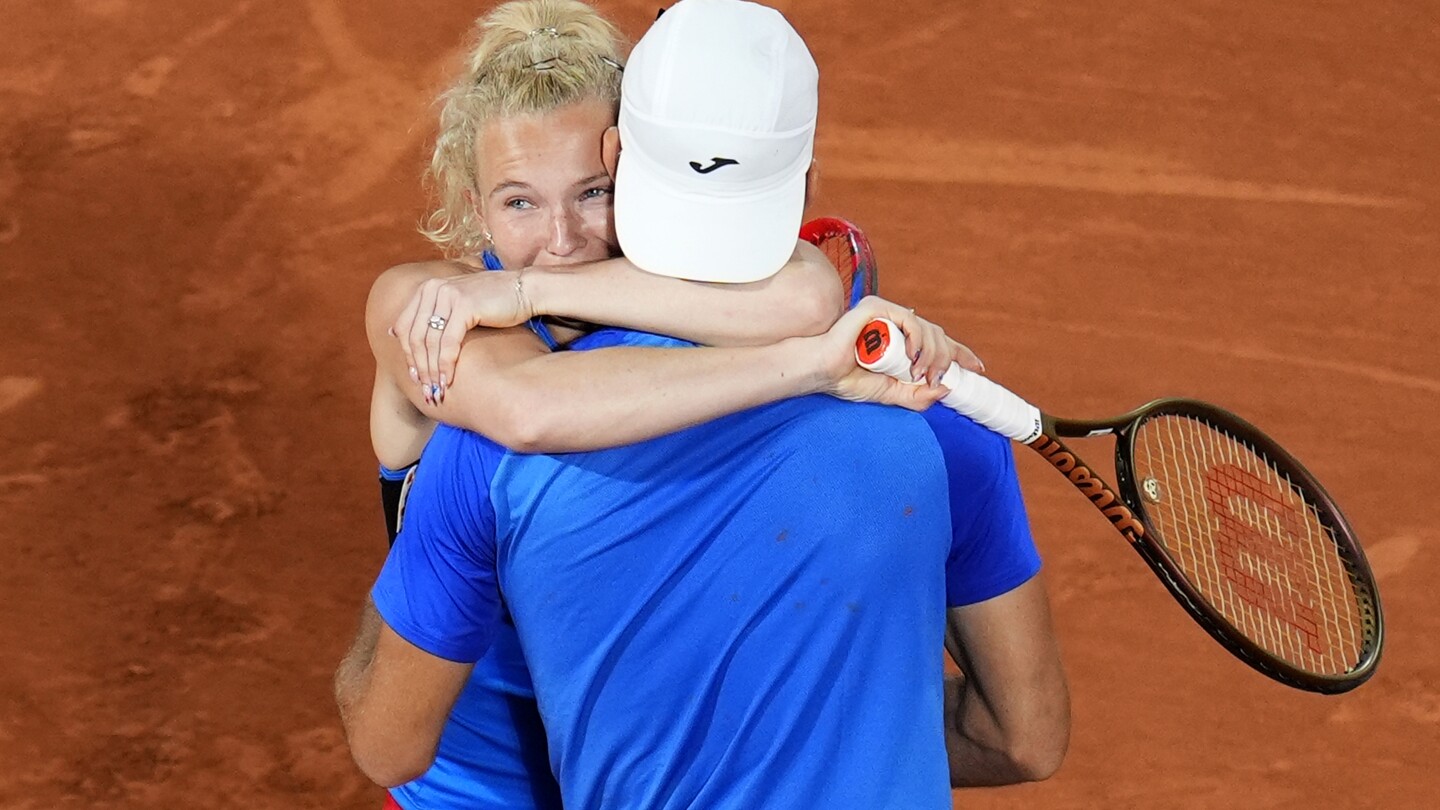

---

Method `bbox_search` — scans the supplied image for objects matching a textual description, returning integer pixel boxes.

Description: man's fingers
[916,324,948,388]
[893,379,947,412]
[900,316,942,387]
[950,339,985,374]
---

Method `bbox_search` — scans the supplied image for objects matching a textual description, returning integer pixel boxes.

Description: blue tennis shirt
[376,328,1040,809]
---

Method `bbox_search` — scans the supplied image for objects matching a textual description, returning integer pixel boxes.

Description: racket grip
[856,318,1044,444]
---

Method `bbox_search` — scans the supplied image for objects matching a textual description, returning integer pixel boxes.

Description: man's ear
[803,159,819,210]
[602,126,621,181]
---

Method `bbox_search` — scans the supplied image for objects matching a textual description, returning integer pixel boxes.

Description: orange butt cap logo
[856,320,890,365]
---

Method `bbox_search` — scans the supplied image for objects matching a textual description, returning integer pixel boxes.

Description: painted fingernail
[409,366,420,382]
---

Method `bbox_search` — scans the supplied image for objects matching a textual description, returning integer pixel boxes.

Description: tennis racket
[857,316,1382,694]
[801,217,878,308]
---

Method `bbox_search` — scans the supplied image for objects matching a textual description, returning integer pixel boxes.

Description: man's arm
[922,406,1070,786]
[335,600,473,787]
[943,573,1070,786]
[337,426,505,786]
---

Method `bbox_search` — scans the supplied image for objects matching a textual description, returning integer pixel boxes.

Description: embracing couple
[334,1,1069,808]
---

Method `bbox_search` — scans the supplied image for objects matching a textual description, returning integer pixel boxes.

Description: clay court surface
[1,0,1436,807]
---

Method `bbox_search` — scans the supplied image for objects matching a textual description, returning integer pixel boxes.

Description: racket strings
[809,231,874,305]
[1131,415,1370,676]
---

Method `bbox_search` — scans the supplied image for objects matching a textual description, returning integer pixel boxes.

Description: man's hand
[812,296,984,411]
[391,269,536,404]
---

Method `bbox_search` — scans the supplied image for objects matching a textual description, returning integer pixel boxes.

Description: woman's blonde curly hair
[421,0,626,257]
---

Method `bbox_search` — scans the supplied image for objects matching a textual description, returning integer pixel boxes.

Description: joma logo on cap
[689,157,739,174]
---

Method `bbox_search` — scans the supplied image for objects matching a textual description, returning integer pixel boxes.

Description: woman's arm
[526,240,843,345]
[369,266,953,453]
[394,241,844,399]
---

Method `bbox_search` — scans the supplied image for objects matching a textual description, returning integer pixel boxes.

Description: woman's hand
[390,270,535,403]
[813,296,985,411]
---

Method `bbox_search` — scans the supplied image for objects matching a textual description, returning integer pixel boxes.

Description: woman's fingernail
[388,327,396,337]
[409,366,419,382]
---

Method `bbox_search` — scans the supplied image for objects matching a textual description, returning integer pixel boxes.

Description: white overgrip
[935,364,1044,444]
[857,318,1044,444]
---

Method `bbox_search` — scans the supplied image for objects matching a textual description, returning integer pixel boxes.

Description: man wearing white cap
[342,2,1068,807]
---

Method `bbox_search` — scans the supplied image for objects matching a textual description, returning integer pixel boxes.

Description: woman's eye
[505,198,536,210]
[580,186,613,202]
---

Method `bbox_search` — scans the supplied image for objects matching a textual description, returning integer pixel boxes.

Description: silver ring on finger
[428,315,448,331]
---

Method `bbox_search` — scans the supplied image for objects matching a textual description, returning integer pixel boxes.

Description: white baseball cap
[615,0,819,283]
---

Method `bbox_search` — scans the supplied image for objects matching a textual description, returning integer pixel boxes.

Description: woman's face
[473,98,620,269]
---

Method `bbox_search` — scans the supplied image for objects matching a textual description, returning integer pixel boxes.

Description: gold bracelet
[514,267,528,317]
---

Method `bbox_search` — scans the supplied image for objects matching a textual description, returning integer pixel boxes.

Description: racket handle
[856,318,1044,444]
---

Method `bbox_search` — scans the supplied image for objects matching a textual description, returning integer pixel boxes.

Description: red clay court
[1,1,1435,807]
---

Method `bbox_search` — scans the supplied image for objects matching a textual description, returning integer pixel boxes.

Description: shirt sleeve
[371,425,505,663]
[922,405,1043,607]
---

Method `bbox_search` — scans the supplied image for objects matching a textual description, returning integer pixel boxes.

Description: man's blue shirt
[375,329,1040,809]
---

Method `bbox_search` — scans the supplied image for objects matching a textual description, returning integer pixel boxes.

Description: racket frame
[1040,399,1383,693]
[800,216,878,306]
